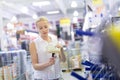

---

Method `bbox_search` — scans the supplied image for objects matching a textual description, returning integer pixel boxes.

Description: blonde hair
[36,16,49,26]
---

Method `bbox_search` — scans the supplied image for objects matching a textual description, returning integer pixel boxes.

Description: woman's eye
[44,26,47,28]
[39,27,42,30]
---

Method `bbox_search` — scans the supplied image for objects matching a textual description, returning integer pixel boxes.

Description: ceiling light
[72,17,78,23]
[21,6,29,14]
[32,1,50,7]
[7,23,14,30]
[32,14,38,19]
[2,1,14,6]
[11,16,18,23]
[47,10,60,14]
[71,1,77,8]
[73,10,79,17]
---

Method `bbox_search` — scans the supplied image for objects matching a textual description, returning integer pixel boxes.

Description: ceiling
[0,0,85,20]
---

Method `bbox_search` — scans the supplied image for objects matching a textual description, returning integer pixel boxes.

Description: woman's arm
[59,47,66,62]
[56,44,66,62]
[29,42,55,70]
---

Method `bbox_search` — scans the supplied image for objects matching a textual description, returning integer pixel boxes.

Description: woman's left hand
[55,44,62,53]
[55,43,66,62]
[55,44,62,49]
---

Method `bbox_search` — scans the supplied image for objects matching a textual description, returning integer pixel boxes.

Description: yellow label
[92,0,103,5]
[60,18,70,26]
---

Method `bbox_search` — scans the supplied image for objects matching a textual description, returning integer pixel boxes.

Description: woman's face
[37,20,49,36]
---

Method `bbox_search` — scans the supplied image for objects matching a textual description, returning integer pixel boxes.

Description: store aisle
[29,71,85,80]
[62,71,85,80]
[62,72,77,80]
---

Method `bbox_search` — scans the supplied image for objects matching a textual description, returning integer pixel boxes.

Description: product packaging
[0,68,3,80]
[3,66,8,80]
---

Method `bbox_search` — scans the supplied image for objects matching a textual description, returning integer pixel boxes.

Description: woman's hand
[48,57,55,66]
[55,43,62,49]
[55,43,66,62]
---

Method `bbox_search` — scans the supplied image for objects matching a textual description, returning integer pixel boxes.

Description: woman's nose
[42,28,47,32]
[42,28,46,31]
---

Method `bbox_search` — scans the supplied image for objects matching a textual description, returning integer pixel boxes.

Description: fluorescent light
[32,1,50,7]
[32,14,38,19]
[21,6,29,14]
[73,10,79,17]
[47,10,60,14]
[71,1,77,8]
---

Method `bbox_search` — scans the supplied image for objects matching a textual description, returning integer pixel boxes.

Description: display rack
[0,50,27,80]
[25,55,34,80]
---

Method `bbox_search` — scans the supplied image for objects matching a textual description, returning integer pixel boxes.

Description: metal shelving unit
[0,50,27,80]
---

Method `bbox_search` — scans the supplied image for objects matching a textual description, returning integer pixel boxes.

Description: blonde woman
[29,16,66,80]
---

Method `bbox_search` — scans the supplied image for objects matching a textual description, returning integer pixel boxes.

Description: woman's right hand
[48,57,55,66]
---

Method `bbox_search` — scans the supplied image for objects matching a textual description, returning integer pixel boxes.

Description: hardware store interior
[0,0,120,80]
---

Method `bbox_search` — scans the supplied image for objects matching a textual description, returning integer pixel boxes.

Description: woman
[29,16,66,80]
